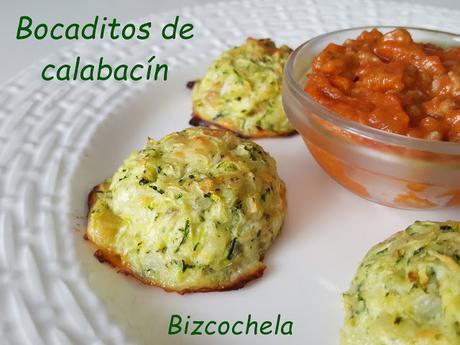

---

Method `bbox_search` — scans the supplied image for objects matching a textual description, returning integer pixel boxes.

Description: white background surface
[1,0,460,84]
[1,1,460,345]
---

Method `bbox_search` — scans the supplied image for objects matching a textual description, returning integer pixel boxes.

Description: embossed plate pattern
[1,0,459,344]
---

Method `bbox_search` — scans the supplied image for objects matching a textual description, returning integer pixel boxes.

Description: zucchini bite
[342,221,460,345]
[86,127,287,293]
[191,38,295,138]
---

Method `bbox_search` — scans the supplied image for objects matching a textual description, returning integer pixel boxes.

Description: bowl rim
[284,25,460,154]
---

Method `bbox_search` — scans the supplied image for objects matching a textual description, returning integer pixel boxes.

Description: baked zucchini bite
[342,221,460,345]
[191,38,295,138]
[86,127,287,293]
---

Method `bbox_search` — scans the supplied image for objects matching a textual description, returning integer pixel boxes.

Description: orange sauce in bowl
[305,28,460,142]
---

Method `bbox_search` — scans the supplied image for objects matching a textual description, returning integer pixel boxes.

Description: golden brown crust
[87,183,103,211]
[84,183,103,241]
[189,114,297,139]
[86,182,267,294]
[186,80,196,90]
[91,246,266,294]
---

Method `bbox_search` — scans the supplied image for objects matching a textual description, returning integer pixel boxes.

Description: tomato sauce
[305,28,460,142]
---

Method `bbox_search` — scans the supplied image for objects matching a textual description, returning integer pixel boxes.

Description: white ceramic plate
[1,0,460,344]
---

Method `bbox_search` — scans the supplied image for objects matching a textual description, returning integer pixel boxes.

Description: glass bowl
[282,26,460,210]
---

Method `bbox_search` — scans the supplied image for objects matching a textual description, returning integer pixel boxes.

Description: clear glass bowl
[282,26,460,210]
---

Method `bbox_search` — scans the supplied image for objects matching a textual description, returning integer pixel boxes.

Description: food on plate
[191,38,295,138]
[86,127,287,293]
[341,221,460,345]
[305,28,460,142]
